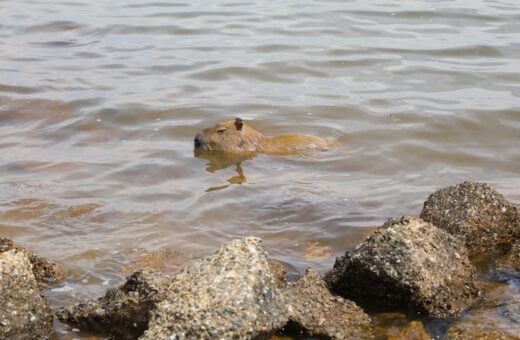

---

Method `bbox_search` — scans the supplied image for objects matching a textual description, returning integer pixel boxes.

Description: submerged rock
[142,237,288,339]
[325,216,480,318]
[300,241,333,260]
[0,236,66,283]
[57,270,169,339]
[445,327,520,340]
[120,248,182,276]
[420,181,520,254]
[374,313,430,340]
[398,321,430,340]
[284,268,373,339]
[0,250,53,339]
[443,281,520,339]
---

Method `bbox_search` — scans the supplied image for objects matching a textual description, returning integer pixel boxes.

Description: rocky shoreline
[1,181,519,339]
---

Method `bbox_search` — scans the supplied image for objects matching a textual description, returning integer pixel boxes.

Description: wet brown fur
[194,118,332,155]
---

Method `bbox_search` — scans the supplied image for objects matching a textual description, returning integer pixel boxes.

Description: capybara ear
[234,117,243,131]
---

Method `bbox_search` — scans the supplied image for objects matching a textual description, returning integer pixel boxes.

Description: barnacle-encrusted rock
[325,216,480,318]
[142,237,288,339]
[0,236,66,283]
[496,240,520,275]
[284,268,373,339]
[420,181,520,254]
[57,270,169,339]
[268,259,288,289]
[0,250,53,339]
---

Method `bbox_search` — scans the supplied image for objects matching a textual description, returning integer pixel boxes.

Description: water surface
[0,0,519,338]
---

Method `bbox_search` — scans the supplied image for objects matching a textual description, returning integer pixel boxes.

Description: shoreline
[2,181,519,339]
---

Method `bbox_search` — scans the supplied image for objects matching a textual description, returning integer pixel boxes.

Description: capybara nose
[194,137,202,149]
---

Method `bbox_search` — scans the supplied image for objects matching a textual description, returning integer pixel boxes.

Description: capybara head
[194,118,265,152]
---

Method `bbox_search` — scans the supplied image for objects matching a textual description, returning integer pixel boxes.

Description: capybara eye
[217,128,227,134]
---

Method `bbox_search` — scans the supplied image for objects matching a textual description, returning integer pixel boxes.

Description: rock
[374,313,430,340]
[284,268,373,339]
[496,240,520,275]
[142,237,288,339]
[0,236,66,283]
[374,313,408,339]
[420,181,520,254]
[325,216,480,318]
[268,260,288,289]
[120,248,182,276]
[57,270,169,339]
[396,321,430,340]
[300,242,333,260]
[0,250,53,339]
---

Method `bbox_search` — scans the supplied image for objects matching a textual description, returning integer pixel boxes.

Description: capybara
[194,118,332,155]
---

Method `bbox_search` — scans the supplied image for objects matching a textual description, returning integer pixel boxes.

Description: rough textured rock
[268,259,288,289]
[496,240,520,275]
[420,181,520,254]
[0,236,66,283]
[325,216,480,318]
[284,268,373,339]
[0,250,53,339]
[57,270,169,339]
[142,237,288,339]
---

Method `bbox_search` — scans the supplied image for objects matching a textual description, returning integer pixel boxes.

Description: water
[0,0,519,338]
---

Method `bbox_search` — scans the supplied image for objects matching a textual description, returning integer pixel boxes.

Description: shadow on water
[193,150,257,192]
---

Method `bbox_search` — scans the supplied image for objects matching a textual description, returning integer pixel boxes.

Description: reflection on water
[194,150,253,191]
[1,0,519,337]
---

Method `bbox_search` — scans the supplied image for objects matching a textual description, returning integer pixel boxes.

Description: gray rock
[142,237,288,339]
[0,236,66,283]
[57,270,169,339]
[325,216,480,318]
[420,181,520,254]
[0,250,53,339]
[285,268,373,339]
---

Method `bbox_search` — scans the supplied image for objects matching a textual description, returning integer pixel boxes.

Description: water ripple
[0,0,519,337]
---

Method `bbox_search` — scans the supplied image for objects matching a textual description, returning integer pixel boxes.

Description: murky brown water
[1,0,519,338]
